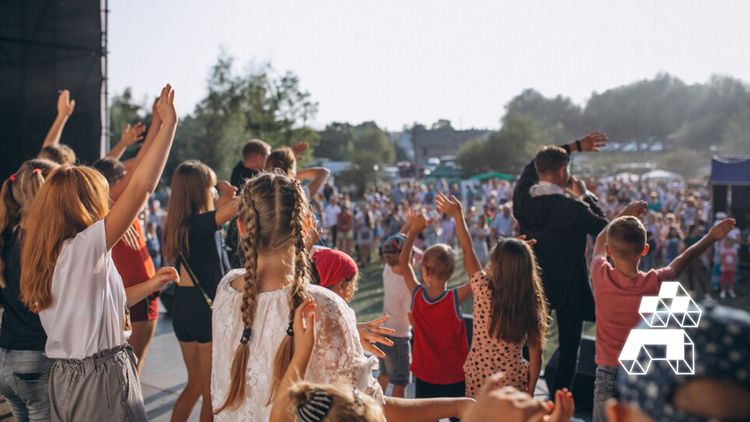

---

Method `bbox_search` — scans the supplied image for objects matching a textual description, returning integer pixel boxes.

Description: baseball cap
[382,234,407,255]
[311,247,358,288]
[615,303,750,421]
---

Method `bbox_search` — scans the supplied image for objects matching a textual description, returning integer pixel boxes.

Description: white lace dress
[211,269,383,422]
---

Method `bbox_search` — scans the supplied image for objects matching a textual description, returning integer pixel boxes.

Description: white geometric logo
[618,282,702,375]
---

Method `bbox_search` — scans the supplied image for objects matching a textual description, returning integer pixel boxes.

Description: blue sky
[109,0,750,130]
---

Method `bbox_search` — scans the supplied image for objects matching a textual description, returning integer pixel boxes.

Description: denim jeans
[593,365,619,422]
[0,348,53,422]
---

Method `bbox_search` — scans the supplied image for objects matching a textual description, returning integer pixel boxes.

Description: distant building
[391,125,492,165]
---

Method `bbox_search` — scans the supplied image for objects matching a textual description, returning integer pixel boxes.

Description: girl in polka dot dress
[435,194,549,398]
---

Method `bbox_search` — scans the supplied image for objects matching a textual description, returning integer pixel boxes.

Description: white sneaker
[729,290,737,298]
[720,290,726,299]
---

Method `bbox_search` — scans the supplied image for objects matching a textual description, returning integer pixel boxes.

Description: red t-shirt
[112,219,156,289]
[410,287,468,384]
[591,256,675,366]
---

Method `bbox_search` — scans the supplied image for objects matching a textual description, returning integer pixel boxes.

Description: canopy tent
[423,165,462,181]
[470,172,515,182]
[710,156,750,186]
[602,172,640,183]
[641,170,684,182]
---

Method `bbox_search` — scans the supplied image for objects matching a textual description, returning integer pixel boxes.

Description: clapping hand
[435,193,463,219]
[709,218,736,242]
[119,123,146,146]
[57,89,76,117]
[357,315,396,359]
[578,131,607,152]
[154,84,177,125]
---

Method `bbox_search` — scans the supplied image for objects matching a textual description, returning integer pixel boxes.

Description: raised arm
[41,90,75,149]
[436,194,479,302]
[669,218,736,277]
[105,84,177,250]
[297,167,330,198]
[399,212,425,293]
[123,99,162,173]
[108,122,146,161]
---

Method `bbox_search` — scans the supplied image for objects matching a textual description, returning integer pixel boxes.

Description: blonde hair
[162,161,217,264]
[0,159,59,287]
[266,147,297,176]
[422,244,455,281]
[288,382,385,422]
[215,172,311,413]
[486,239,549,348]
[20,166,110,312]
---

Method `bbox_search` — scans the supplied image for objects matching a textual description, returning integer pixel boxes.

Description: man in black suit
[513,132,639,396]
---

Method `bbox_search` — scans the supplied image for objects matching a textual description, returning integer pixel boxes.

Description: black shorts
[172,286,212,343]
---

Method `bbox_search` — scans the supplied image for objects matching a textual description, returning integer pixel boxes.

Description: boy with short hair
[590,204,736,422]
[378,226,415,398]
[400,211,471,415]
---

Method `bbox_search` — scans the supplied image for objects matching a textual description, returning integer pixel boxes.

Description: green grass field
[348,252,750,364]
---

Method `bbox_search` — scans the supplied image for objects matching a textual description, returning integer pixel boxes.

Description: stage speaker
[544,336,596,411]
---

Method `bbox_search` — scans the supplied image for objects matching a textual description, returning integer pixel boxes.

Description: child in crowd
[399,208,470,410]
[0,159,59,421]
[590,204,735,422]
[719,237,738,298]
[163,160,239,422]
[378,228,417,398]
[19,84,179,421]
[211,173,381,421]
[435,194,548,399]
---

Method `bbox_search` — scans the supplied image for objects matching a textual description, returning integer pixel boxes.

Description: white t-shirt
[323,204,341,229]
[40,220,129,360]
[382,265,411,338]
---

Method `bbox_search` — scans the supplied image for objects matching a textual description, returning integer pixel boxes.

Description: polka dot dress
[464,271,529,397]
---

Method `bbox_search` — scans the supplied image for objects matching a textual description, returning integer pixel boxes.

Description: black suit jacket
[512,159,607,321]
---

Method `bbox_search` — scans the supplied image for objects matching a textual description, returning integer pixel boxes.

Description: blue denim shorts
[377,336,412,386]
[0,348,53,422]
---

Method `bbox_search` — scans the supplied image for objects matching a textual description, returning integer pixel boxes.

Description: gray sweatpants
[49,344,146,422]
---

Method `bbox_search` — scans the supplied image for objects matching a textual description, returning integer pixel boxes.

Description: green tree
[337,123,395,195]
[315,122,354,160]
[168,53,319,180]
[109,88,147,150]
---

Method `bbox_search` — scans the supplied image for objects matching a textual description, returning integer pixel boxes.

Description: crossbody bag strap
[178,252,213,309]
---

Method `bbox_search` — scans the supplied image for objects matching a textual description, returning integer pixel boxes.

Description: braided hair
[215,172,311,413]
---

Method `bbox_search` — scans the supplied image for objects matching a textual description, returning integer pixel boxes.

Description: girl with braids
[211,172,382,421]
[19,84,179,421]
[162,160,239,422]
[0,159,58,421]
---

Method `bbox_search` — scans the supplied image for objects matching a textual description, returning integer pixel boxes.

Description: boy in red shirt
[399,212,470,419]
[590,208,736,422]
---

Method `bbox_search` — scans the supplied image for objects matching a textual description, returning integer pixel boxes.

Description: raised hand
[709,218,737,241]
[410,212,428,233]
[577,131,607,152]
[150,267,179,290]
[291,142,309,157]
[357,315,396,359]
[619,200,648,219]
[216,180,237,198]
[435,193,463,219]
[154,84,177,125]
[57,89,76,117]
[119,123,146,146]
[292,298,317,359]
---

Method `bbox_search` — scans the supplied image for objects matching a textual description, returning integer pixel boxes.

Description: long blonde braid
[214,186,261,414]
